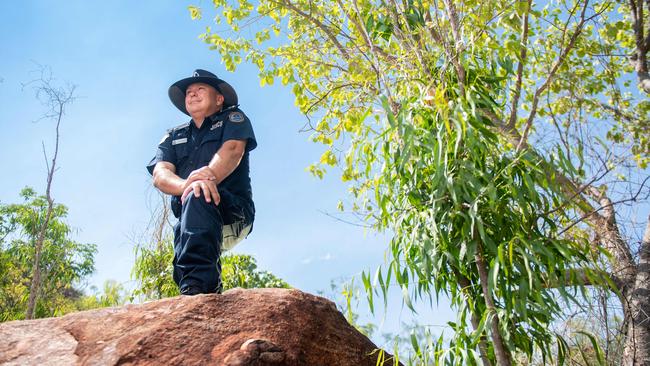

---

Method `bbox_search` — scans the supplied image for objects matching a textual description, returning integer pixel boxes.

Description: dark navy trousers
[173,193,223,294]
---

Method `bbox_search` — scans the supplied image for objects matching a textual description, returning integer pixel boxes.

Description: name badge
[172,138,187,145]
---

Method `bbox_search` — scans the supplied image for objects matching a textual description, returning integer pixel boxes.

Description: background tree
[0,188,97,321]
[21,66,76,319]
[188,0,650,364]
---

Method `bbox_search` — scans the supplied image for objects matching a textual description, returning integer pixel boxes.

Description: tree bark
[475,246,512,366]
[622,216,650,366]
[629,0,650,93]
[25,203,53,319]
[457,272,494,366]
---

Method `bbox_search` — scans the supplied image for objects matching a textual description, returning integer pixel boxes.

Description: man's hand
[181,179,220,205]
[185,166,216,186]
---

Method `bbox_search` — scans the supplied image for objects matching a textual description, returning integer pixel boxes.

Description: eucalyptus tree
[188,0,649,364]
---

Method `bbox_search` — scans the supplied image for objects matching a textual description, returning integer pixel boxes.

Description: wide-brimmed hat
[168,69,238,115]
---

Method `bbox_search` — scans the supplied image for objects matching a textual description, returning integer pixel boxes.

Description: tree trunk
[25,203,53,319]
[622,217,650,366]
[475,247,512,366]
[456,272,494,366]
[26,99,64,319]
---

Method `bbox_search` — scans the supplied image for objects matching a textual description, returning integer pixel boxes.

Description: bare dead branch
[317,209,373,228]
[23,65,76,319]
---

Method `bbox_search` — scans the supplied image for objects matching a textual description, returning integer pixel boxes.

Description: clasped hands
[181,166,220,205]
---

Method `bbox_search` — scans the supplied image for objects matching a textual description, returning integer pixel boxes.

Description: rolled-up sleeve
[146,131,176,175]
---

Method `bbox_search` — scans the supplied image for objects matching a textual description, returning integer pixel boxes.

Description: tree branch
[271,0,350,60]
[542,268,621,291]
[481,108,639,295]
[517,0,591,151]
[576,97,647,124]
[475,244,512,366]
[456,272,493,366]
[507,0,532,130]
[441,0,467,96]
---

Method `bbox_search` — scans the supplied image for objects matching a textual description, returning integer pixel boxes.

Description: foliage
[131,232,289,301]
[76,280,129,310]
[131,236,179,299]
[221,253,290,289]
[189,0,649,364]
[0,187,97,321]
[321,278,378,338]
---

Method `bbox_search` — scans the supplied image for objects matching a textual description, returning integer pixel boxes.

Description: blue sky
[0,0,454,343]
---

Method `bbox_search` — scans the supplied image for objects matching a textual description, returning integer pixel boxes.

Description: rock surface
[0,288,398,365]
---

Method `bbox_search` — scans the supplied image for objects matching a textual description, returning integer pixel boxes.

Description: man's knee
[181,192,223,225]
[183,192,220,212]
[183,191,209,207]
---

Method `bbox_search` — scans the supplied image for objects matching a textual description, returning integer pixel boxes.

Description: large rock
[0,288,398,365]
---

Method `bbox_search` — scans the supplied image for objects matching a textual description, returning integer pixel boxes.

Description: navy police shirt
[147,107,257,218]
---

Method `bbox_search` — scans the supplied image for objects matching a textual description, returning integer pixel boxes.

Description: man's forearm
[207,140,246,184]
[153,166,185,196]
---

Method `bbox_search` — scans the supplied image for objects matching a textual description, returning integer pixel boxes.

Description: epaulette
[222,104,240,113]
[170,121,191,133]
[210,105,240,121]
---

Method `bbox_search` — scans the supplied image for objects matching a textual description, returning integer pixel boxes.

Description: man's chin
[186,106,202,114]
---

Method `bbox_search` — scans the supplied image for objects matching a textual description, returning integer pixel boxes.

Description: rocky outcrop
[0,288,398,365]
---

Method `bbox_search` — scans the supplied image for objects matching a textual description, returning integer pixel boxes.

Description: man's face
[185,82,224,116]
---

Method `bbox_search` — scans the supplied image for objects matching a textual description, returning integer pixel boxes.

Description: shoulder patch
[228,111,245,123]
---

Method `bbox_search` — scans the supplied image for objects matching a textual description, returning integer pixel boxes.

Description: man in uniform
[147,69,256,295]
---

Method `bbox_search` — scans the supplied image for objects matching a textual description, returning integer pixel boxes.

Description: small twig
[556,175,650,237]
[517,0,594,152]
[270,0,350,60]
[318,209,373,228]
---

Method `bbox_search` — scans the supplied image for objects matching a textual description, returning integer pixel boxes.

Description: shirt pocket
[199,130,223,165]
[174,142,190,174]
